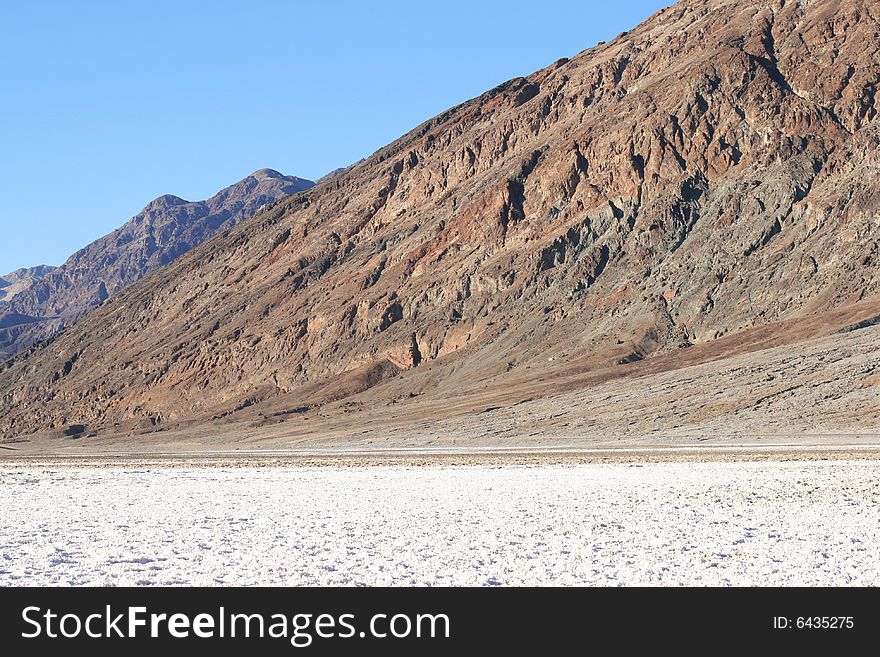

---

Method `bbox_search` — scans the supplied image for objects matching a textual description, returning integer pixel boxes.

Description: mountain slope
[0,265,56,305]
[0,169,313,359]
[1,0,879,440]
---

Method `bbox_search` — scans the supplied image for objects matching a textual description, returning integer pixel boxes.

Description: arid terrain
[2,460,878,586]
[2,308,877,455]
[1,0,878,593]
[0,169,313,361]
[1,0,879,455]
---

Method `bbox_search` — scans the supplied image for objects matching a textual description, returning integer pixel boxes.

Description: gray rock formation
[0,169,313,359]
[0,265,56,305]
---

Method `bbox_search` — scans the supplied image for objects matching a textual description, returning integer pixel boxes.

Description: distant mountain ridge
[0,169,314,359]
[0,265,56,305]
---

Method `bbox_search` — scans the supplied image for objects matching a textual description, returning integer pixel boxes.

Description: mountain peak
[147,194,189,210]
[0,169,316,359]
[250,168,286,180]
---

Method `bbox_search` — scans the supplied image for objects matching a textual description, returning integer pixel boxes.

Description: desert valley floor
[2,455,879,586]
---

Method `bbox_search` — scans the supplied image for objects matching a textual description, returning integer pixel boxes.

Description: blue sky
[0,0,669,273]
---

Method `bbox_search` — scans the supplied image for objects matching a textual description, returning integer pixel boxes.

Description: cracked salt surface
[1,461,878,586]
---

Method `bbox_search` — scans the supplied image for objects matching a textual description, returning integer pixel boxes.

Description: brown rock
[1,0,879,440]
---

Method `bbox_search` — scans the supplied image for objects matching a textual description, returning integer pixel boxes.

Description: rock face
[1,0,879,439]
[315,167,351,184]
[0,169,313,360]
[0,265,56,305]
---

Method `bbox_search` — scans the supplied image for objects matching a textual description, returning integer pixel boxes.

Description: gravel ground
[1,461,878,586]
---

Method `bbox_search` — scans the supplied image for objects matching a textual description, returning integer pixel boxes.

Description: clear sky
[0,0,670,273]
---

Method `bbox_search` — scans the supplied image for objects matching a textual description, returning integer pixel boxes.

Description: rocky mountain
[0,169,313,360]
[315,167,351,184]
[0,265,56,305]
[1,0,878,442]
